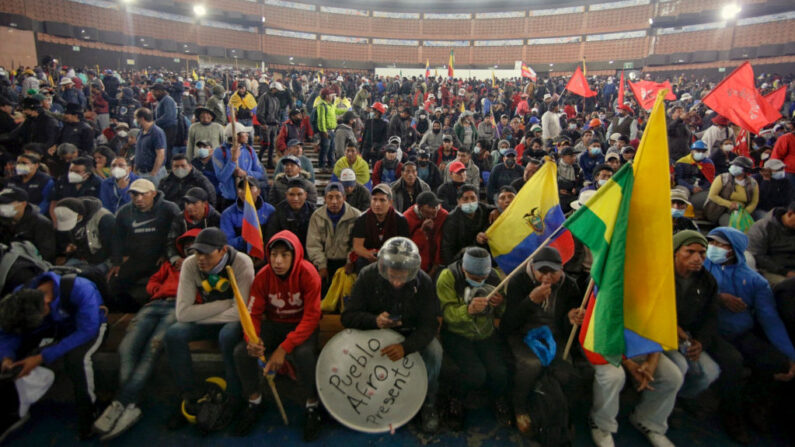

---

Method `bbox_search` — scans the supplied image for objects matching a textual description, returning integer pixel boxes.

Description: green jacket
[454,122,478,151]
[437,263,504,340]
[314,98,347,133]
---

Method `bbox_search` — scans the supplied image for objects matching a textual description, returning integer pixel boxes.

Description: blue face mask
[671,208,685,218]
[461,202,478,214]
[706,245,729,264]
[466,277,485,288]
[590,147,602,156]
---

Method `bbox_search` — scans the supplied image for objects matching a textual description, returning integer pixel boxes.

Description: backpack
[309,104,321,133]
[195,378,235,434]
[0,241,48,295]
[527,372,573,447]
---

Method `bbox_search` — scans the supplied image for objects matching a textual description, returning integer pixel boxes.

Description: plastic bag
[320,267,356,313]
[728,205,754,233]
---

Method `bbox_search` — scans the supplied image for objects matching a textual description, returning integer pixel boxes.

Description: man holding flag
[234,230,322,440]
[563,93,682,447]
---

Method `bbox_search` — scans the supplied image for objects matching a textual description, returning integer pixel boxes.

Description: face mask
[466,277,485,288]
[291,118,301,124]
[116,131,128,138]
[590,147,601,156]
[173,168,190,179]
[0,204,16,218]
[474,146,481,154]
[499,148,507,156]
[761,152,770,160]
[706,245,729,264]
[728,165,744,177]
[772,170,786,180]
[722,144,734,152]
[111,167,127,179]
[461,202,478,214]
[692,151,706,161]
[568,123,577,130]
[505,158,516,167]
[197,148,210,159]
[671,208,685,218]
[432,128,440,134]
[68,172,85,184]
[15,164,31,176]
[597,179,608,187]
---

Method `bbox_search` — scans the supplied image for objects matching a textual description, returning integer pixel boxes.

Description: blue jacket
[99,173,139,214]
[220,197,275,253]
[578,151,605,182]
[0,272,105,364]
[705,227,795,360]
[154,94,178,129]
[212,143,265,200]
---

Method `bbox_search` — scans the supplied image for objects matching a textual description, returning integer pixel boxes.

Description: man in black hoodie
[158,154,217,208]
[0,186,55,261]
[265,179,316,252]
[52,196,115,268]
[165,187,221,269]
[108,179,179,311]
[58,103,95,154]
[0,97,58,154]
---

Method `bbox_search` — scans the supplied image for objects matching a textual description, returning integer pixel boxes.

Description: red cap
[448,161,466,173]
[372,102,386,115]
[618,104,633,115]
[712,115,730,126]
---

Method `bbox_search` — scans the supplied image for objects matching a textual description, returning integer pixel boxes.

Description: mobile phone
[0,365,22,380]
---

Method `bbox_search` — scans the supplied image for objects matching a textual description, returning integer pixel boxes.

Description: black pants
[163,125,177,168]
[258,124,280,164]
[109,258,159,312]
[507,334,577,414]
[441,330,509,398]
[707,336,745,415]
[234,321,318,402]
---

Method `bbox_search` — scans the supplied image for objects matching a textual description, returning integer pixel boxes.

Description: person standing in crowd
[454,111,478,152]
[186,107,224,161]
[541,101,562,143]
[276,110,314,156]
[702,115,734,153]
[606,104,637,141]
[234,231,322,439]
[316,88,345,172]
[132,108,167,185]
[333,111,357,161]
[256,82,282,169]
[360,102,389,165]
[205,85,227,126]
[342,237,442,434]
[150,84,178,162]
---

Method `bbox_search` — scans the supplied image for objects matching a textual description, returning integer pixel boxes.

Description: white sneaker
[590,427,615,447]
[629,413,675,447]
[93,400,125,434]
[100,404,142,442]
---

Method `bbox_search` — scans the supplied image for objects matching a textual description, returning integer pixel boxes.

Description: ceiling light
[648,18,654,25]
[193,4,207,17]
[721,4,741,20]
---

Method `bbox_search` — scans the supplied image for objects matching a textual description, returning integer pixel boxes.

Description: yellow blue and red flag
[486,158,574,273]
[242,180,264,259]
[425,59,430,79]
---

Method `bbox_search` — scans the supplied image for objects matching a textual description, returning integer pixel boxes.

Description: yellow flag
[192,69,198,81]
[623,92,677,351]
[491,70,496,88]
[226,266,260,344]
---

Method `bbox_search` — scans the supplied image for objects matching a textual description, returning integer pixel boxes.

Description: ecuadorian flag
[242,180,264,260]
[565,93,678,364]
[486,158,574,274]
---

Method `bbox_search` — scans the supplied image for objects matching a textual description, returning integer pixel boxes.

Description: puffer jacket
[747,207,795,276]
[306,203,361,270]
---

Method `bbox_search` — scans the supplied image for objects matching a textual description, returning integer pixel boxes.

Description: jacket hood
[80,196,103,218]
[708,227,748,266]
[26,271,64,314]
[265,230,305,277]
[176,228,201,257]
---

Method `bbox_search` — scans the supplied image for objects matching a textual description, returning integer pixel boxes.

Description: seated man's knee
[165,322,191,345]
[594,364,626,389]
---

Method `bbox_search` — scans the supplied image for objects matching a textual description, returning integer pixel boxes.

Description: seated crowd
[0,63,793,446]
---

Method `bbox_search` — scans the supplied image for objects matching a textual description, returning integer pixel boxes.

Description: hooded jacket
[248,231,321,353]
[58,196,115,264]
[747,207,795,276]
[0,203,56,262]
[440,202,493,265]
[99,173,139,214]
[147,229,200,301]
[342,264,440,355]
[0,271,105,364]
[220,196,275,254]
[437,260,503,340]
[404,205,448,273]
[167,204,222,262]
[306,203,361,270]
[705,227,795,360]
[158,167,217,209]
[112,192,179,265]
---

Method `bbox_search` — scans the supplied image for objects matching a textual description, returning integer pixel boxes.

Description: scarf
[364,207,398,249]
[557,160,576,182]
[676,153,716,183]
[326,205,345,229]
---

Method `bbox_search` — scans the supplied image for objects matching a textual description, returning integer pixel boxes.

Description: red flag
[617,70,625,106]
[628,80,677,111]
[565,66,596,98]
[702,62,782,135]
[734,128,750,157]
[764,86,786,112]
[521,63,537,81]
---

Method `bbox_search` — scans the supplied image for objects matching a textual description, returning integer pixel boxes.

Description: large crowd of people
[0,59,794,446]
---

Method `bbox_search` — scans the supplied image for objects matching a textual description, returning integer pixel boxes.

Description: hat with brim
[194,106,216,120]
[530,246,563,271]
[571,189,596,210]
[59,77,73,86]
[184,187,209,203]
[0,186,28,204]
[53,206,80,231]
[670,188,691,206]
[128,179,155,194]
[618,104,633,115]
[190,228,227,254]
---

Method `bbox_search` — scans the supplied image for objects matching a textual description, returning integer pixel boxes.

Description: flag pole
[483,225,564,302]
[562,277,595,361]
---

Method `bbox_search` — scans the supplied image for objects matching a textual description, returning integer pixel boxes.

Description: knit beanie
[462,247,491,276]
[673,230,707,252]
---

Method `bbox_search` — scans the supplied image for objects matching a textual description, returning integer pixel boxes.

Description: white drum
[316,328,428,434]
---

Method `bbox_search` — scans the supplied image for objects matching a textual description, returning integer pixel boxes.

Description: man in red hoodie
[234,230,322,440]
[403,191,447,278]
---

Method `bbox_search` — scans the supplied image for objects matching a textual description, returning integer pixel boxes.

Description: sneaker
[0,413,30,444]
[629,413,675,447]
[589,416,614,447]
[421,402,440,434]
[303,404,322,442]
[93,400,125,434]
[494,397,512,427]
[447,398,465,432]
[231,402,263,437]
[100,404,142,441]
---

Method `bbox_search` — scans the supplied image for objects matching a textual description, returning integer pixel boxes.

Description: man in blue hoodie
[0,271,106,439]
[704,227,795,442]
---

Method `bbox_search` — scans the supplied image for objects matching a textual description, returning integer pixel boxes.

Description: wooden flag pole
[562,278,595,361]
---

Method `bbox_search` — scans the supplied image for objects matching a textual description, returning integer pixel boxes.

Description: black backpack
[528,372,573,447]
[195,380,235,434]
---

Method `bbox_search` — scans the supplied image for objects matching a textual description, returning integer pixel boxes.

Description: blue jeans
[165,321,242,398]
[117,299,176,405]
[319,130,335,169]
[664,350,721,399]
[419,338,443,406]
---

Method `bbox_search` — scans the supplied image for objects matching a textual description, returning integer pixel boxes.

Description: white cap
[543,93,552,100]
[271,81,284,91]
[609,132,622,141]
[336,76,344,82]
[571,189,597,210]
[224,122,253,139]
[59,77,73,85]
[53,206,79,231]
[340,168,356,182]
[764,158,785,171]
[680,93,692,101]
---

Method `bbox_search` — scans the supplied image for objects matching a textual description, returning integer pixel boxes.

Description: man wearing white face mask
[190,140,219,197]
[186,107,224,161]
[705,156,759,225]
[675,140,715,211]
[6,153,54,215]
[157,154,216,209]
[99,156,138,214]
[48,157,101,223]
[0,186,55,261]
[752,159,793,219]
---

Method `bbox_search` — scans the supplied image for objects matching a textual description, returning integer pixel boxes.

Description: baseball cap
[286,139,301,148]
[190,228,228,254]
[609,132,622,141]
[706,232,730,246]
[128,179,156,194]
[416,191,440,207]
[559,147,576,157]
[282,155,300,165]
[372,183,392,199]
[340,168,357,184]
[670,188,691,206]
[605,152,620,162]
[442,134,453,142]
[448,161,466,173]
[385,145,398,153]
[184,187,209,203]
[531,246,563,271]
[0,186,28,204]
[764,158,785,171]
